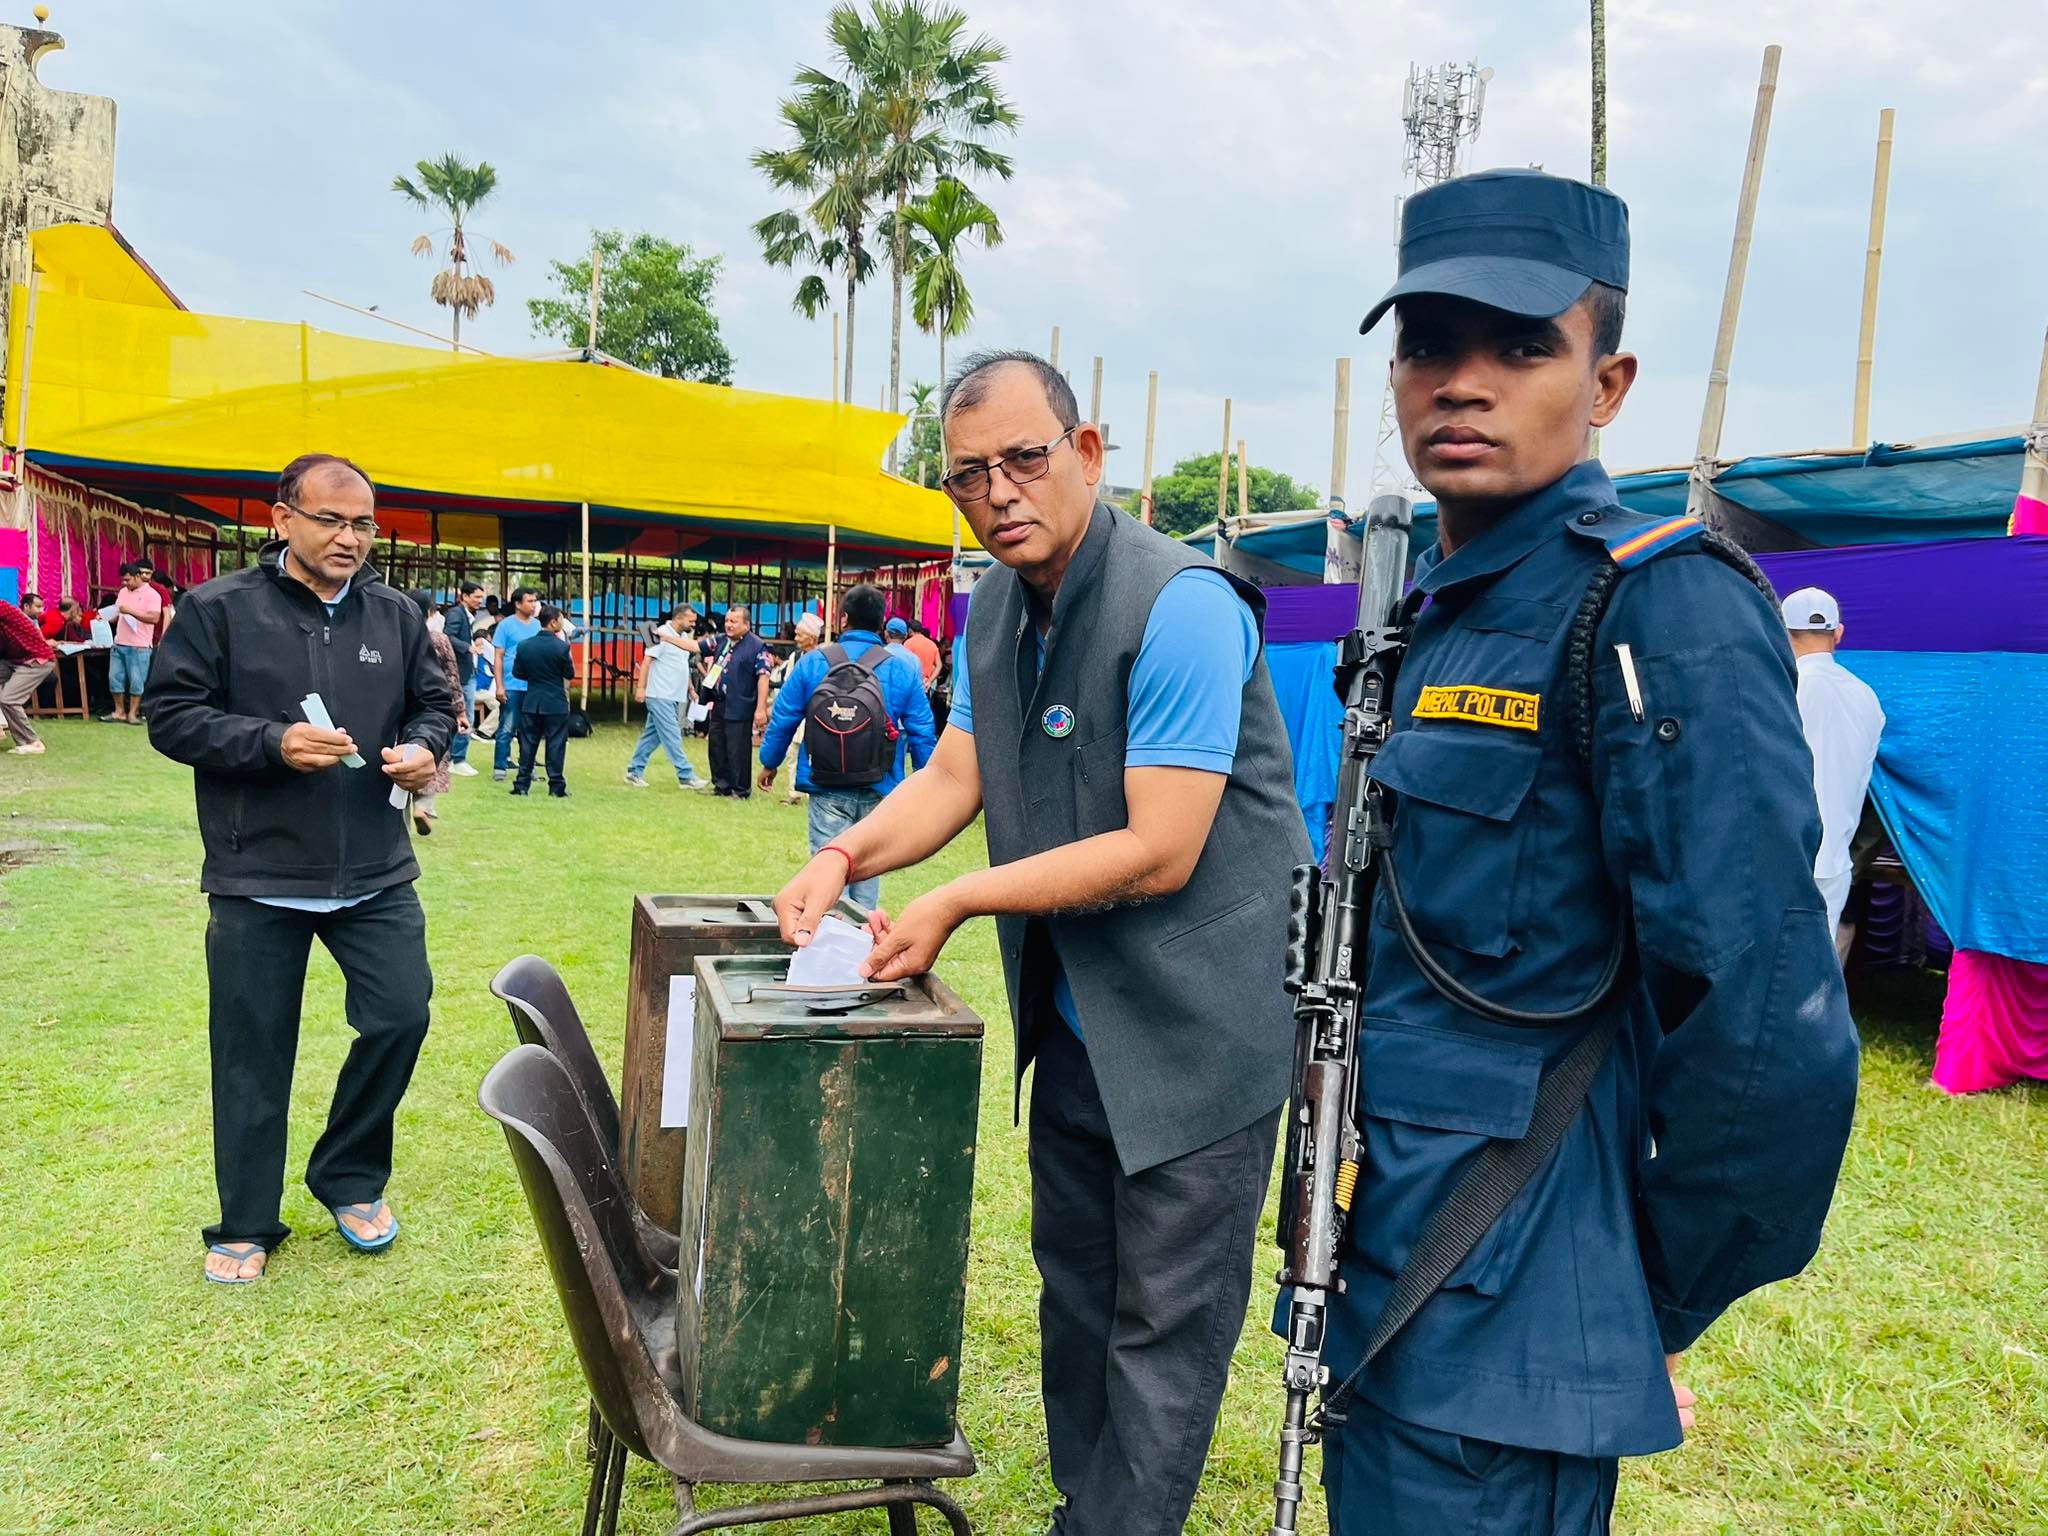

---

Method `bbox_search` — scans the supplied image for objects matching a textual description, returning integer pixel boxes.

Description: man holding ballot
[774,351,1306,1534]
[147,453,456,1286]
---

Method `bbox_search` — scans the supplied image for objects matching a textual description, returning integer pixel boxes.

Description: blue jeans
[493,690,525,773]
[807,787,884,911]
[450,678,477,762]
[628,697,698,783]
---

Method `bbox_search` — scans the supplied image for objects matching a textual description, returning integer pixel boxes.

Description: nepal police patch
[1042,703,1076,739]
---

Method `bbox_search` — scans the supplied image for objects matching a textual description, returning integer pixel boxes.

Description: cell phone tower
[1368,61,1494,500]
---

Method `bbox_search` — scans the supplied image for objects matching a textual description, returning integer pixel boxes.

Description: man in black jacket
[145,453,456,1286]
[443,579,484,776]
[510,605,574,797]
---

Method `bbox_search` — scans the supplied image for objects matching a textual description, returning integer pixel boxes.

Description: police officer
[1315,170,1862,1531]
[774,350,1308,1533]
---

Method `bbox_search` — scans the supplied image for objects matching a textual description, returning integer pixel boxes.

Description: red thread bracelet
[819,844,856,877]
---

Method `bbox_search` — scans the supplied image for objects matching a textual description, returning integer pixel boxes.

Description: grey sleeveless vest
[966,502,1310,1173]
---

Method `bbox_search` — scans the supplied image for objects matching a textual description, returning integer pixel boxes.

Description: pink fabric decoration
[1931,948,2048,1093]
[2013,493,2048,536]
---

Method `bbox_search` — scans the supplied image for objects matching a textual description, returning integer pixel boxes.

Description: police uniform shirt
[1326,460,1861,1459]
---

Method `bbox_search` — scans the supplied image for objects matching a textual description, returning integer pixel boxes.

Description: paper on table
[661,976,696,1129]
[300,691,366,768]
[787,913,873,988]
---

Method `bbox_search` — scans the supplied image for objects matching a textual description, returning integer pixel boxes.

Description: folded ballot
[786,914,873,989]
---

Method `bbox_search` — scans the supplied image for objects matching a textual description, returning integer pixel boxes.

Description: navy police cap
[1360,167,1629,334]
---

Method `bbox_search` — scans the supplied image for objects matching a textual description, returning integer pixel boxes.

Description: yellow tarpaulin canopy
[9,240,970,556]
[29,224,182,310]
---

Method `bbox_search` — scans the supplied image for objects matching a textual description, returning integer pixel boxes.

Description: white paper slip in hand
[786,914,873,989]
[300,691,366,768]
[661,976,696,1129]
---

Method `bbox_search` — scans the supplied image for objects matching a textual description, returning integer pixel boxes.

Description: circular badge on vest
[1042,703,1076,739]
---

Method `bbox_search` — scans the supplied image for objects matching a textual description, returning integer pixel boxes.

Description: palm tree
[753,75,885,403]
[392,153,515,351]
[902,176,1001,392]
[827,1,1017,451]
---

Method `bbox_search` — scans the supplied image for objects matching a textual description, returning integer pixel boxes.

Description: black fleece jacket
[144,542,457,898]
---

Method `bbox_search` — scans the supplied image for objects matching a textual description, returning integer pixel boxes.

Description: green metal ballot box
[622,894,863,1232]
[675,952,983,1449]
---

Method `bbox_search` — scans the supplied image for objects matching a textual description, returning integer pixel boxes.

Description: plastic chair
[490,954,681,1272]
[479,1045,974,1535]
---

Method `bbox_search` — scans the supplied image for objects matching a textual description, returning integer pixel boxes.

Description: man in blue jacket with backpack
[759,582,936,910]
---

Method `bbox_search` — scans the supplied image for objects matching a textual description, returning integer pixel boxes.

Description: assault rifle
[1270,494,1413,1535]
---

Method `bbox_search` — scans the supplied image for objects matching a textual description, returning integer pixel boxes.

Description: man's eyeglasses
[941,428,1077,504]
[284,503,379,539]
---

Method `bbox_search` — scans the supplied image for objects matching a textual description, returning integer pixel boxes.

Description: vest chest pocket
[1366,727,1542,958]
[1072,728,1129,839]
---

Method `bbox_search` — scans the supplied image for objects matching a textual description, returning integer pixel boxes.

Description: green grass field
[2,719,2044,1534]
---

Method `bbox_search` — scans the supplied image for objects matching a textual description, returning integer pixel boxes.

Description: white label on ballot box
[661,976,696,1129]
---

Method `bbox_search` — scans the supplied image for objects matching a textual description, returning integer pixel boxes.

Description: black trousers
[515,709,569,792]
[1028,1022,1281,1536]
[203,884,433,1250]
[707,709,755,796]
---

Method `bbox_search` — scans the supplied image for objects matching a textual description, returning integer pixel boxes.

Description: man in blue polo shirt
[490,586,541,781]
[759,582,935,909]
[771,351,1306,1533]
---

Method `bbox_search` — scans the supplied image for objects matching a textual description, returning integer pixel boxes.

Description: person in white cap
[1783,586,1885,956]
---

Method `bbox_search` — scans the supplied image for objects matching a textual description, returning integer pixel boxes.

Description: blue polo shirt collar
[1414,459,1616,594]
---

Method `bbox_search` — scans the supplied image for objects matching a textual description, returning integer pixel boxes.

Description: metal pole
[1140,370,1159,526]
[1851,108,1895,448]
[1049,325,1060,371]
[1688,44,1783,529]
[825,524,839,637]
[586,244,604,353]
[1089,356,1104,425]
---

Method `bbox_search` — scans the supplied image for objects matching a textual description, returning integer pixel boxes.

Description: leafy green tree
[754,74,885,402]
[827,1,1018,447]
[901,379,943,485]
[526,230,734,384]
[902,176,1001,389]
[392,153,514,351]
[1129,451,1321,538]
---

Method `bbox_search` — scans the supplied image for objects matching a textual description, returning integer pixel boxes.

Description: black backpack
[804,643,898,789]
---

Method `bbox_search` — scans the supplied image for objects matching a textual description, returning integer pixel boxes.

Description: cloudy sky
[42,0,2048,497]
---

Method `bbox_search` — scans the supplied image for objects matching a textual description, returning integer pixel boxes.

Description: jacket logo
[1413,684,1539,732]
[1042,704,1075,739]
[358,644,383,665]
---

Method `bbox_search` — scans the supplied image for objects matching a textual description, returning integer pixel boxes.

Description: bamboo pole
[1140,370,1159,526]
[577,501,592,711]
[2020,324,2048,513]
[1049,325,1060,370]
[1851,107,1895,448]
[1236,438,1250,522]
[1089,356,1104,424]
[1216,398,1233,525]
[1591,0,1609,186]
[11,269,37,453]
[586,244,604,352]
[1688,44,1783,529]
[831,311,841,403]
[1329,358,1352,515]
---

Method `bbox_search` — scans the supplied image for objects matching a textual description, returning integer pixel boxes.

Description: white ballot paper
[786,913,873,989]
[299,691,366,768]
[661,975,696,1129]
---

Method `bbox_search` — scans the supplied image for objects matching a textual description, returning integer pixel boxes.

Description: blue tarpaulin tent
[1190,432,2029,574]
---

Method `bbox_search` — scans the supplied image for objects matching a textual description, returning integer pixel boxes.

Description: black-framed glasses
[283,503,379,539]
[941,428,1077,504]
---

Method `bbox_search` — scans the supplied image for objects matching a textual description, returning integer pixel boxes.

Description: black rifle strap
[1320,1018,1617,1423]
